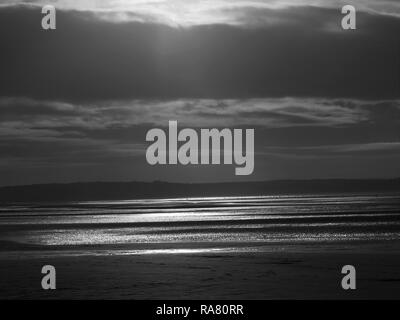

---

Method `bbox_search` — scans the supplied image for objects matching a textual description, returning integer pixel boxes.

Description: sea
[1,193,400,259]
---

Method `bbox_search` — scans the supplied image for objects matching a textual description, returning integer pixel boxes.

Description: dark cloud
[0,6,399,102]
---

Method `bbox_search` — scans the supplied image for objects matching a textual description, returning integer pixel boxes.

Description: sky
[0,0,399,186]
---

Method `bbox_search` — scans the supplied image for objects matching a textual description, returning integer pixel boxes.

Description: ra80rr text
[155,304,244,317]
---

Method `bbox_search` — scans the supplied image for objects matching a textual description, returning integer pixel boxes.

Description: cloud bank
[2,0,400,26]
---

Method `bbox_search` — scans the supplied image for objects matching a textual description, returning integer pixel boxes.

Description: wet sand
[1,250,400,299]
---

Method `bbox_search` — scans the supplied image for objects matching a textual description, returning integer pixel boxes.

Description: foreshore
[1,250,400,299]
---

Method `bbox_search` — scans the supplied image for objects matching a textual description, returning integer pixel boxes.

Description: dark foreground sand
[1,250,400,299]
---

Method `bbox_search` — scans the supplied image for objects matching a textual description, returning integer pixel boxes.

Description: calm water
[1,194,400,258]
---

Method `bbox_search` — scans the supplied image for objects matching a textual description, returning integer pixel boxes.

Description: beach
[1,194,400,299]
[2,250,400,299]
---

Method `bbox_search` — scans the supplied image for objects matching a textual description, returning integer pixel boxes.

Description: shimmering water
[1,194,400,258]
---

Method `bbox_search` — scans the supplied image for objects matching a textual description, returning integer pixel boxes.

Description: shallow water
[1,193,400,258]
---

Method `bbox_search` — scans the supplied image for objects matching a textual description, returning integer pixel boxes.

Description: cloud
[0,96,399,184]
[0,97,86,119]
[0,96,382,131]
[2,0,400,26]
[0,96,398,149]
[261,141,400,159]
[1,6,399,102]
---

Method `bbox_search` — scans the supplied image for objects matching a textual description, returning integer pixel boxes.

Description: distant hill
[0,179,399,203]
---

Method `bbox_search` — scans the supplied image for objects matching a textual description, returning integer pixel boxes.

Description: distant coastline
[0,178,399,203]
